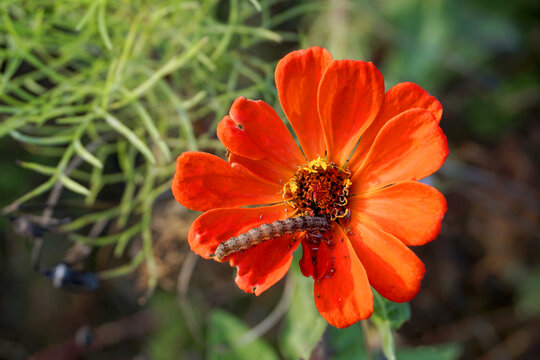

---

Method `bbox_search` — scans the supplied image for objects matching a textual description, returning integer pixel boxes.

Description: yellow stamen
[282,157,352,220]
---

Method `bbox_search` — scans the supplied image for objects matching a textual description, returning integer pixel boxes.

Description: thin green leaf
[115,141,137,227]
[0,106,22,116]
[86,153,105,205]
[61,207,122,232]
[59,174,90,196]
[10,130,73,145]
[131,99,172,162]
[211,0,238,59]
[2,178,56,215]
[141,202,157,298]
[101,57,119,109]
[75,1,99,30]
[99,251,145,279]
[97,0,113,50]
[248,0,261,12]
[114,16,139,82]
[70,222,143,246]
[74,139,103,169]
[206,24,283,43]
[18,161,55,176]
[113,222,143,257]
[96,107,156,164]
[157,81,198,151]
[0,56,22,94]
[113,36,209,108]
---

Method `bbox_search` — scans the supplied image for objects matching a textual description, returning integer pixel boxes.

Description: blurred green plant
[371,290,411,360]
[304,0,538,143]
[0,0,300,295]
[279,262,327,359]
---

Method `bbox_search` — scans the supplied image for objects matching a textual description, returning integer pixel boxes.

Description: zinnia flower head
[172,47,448,328]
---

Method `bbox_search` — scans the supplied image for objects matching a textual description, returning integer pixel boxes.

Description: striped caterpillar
[213,216,330,261]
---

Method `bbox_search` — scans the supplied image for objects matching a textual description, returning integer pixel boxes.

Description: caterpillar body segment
[213,216,330,262]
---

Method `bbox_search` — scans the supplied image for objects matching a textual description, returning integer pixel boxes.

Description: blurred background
[0,0,538,359]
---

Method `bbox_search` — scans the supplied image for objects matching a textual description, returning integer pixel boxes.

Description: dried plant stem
[177,252,203,345]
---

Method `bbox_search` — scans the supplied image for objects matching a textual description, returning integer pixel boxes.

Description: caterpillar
[213,216,331,261]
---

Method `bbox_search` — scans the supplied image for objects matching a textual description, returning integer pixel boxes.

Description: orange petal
[217,97,305,172]
[229,152,294,186]
[318,60,384,166]
[187,204,296,295]
[299,225,335,281]
[172,152,282,211]
[275,46,333,160]
[349,181,447,246]
[231,233,300,295]
[348,82,443,173]
[350,108,448,193]
[187,203,290,259]
[314,226,373,328]
[347,217,426,303]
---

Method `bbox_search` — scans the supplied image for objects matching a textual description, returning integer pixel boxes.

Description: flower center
[283,157,351,220]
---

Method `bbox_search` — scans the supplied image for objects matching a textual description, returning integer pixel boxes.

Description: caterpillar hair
[213,216,330,261]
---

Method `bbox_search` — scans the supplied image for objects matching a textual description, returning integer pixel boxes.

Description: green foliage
[327,324,370,360]
[371,289,411,360]
[372,289,411,330]
[208,310,280,360]
[279,263,327,360]
[304,0,537,143]
[507,265,540,318]
[145,292,194,360]
[0,0,297,288]
[397,344,462,360]
[326,318,462,360]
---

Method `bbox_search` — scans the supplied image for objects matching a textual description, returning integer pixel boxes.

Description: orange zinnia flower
[172,47,448,328]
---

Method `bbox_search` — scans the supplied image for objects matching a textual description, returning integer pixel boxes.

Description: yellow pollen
[289,181,298,194]
[282,157,352,220]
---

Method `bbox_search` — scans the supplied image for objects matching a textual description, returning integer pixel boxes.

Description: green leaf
[97,0,113,50]
[69,222,142,246]
[0,118,24,137]
[371,290,411,360]
[145,292,194,360]
[247,0,262,12]
[18,161,55,176]
[507,265,540,317]
[208,310,279,360]
[10,130,73,145]
[131,100,172,162]
[372,290,411,330]
[327,324,370,360]
[59,174,90,196]
[372,316,396,360]
[95,107,157,164]
[74,139,104,169]
[397,344,462,360]
[279,264,327,360]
